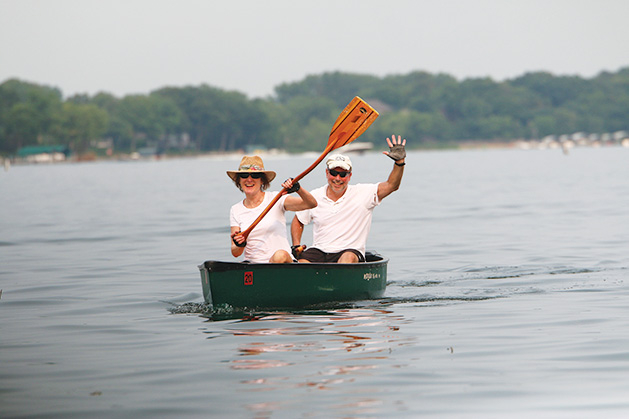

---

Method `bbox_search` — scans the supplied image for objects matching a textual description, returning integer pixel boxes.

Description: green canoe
[198,252,388,309]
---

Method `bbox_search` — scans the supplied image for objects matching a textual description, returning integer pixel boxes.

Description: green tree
[529,114,558,138]
[510,72,591,107]
[86,93,135,150]
[288,118,331,152]
[365,71,457,111]
[277,96,338,151]
[275,71,379,108]
[53,102,109,155]
[373,109,453,145]
[108,94,183,151]
[0,79,63,153]
[155,85,278,152]
[550,108,579,134]
[4,103,41,152]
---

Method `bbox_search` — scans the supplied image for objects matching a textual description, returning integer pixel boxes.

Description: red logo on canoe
[244,271,253,286]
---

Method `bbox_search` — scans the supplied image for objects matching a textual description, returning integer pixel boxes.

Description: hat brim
[227,170,276,183]
[326,163,352,171]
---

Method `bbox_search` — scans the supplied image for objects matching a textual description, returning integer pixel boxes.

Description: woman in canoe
[228,156,317,263]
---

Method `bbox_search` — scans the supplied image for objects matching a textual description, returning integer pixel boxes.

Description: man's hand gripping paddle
[235,96,379,243]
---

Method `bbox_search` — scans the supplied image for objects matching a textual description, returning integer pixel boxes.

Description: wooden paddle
[236,96,379,241]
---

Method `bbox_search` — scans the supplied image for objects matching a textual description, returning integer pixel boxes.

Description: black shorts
[300,248,365,263]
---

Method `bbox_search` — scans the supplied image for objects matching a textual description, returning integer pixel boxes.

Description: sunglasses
[238,172,264,179]
[328,169,350,178]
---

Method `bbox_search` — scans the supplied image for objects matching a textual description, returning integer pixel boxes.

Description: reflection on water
[231,359,292,370]
[200,309,413,417]
[210,309,409,351]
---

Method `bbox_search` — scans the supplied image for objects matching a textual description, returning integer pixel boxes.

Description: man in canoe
[229,156,317,263]
[291,134,406,263]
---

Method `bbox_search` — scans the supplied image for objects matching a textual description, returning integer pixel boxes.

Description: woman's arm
[230,226,245,257]
[282,179,317,211]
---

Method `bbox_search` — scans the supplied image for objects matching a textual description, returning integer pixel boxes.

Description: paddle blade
[328,96,379,151]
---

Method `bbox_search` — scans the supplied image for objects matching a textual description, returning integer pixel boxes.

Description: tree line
[1,67,628,157]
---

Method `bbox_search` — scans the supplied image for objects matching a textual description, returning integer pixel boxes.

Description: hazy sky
[1,0,628,99]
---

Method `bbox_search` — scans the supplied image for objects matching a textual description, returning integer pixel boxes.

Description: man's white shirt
[296,183,380,256]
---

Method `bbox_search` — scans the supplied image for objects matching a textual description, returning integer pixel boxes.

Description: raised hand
[383,134,407,162]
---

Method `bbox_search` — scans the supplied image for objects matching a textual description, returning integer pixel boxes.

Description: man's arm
[377,161,404,201]
[291,215,304,245]
[377,134,406,201]
[283,178,318,211]
[290,215,308,259]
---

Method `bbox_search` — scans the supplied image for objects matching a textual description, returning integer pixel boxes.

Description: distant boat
[335,142,374,154]
[16,145,71,163]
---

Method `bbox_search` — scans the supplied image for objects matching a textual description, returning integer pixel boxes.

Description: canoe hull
[199,252,387,309]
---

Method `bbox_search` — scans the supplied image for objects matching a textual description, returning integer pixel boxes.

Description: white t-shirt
[230,191,290,263]
[295,183,380,256]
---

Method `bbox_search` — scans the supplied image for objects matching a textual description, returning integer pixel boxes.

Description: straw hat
[226,155,276,182]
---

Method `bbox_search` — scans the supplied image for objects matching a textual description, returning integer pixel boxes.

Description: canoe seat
[365,251,383,262]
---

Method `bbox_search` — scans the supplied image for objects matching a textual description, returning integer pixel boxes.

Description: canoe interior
[199,252,388,309]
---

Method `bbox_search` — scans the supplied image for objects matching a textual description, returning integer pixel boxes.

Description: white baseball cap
[325,154,352,171]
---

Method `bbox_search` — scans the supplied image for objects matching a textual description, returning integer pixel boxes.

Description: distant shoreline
[5,139,629,169]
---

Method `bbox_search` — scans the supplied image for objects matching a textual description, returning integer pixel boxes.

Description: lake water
[1,147,628,418]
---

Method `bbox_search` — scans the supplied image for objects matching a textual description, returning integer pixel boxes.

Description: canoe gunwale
[199,251,387,271]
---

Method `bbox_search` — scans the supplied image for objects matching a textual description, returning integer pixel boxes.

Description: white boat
[335,142,374,154]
